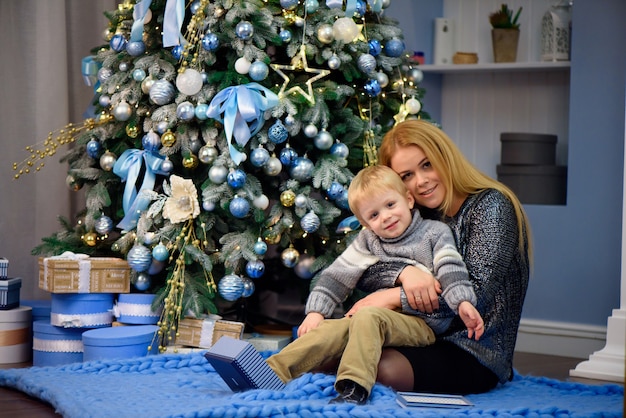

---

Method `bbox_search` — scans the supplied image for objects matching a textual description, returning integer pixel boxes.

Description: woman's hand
[398,265,442,313]
[344,287,402,317]
[297,312,324,337]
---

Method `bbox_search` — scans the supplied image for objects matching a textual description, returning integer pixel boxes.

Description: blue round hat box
[50,293,114,328]
[22,299,52,323]
[82,324,159,361]
[115,293,161,324]
[33,320,85,366]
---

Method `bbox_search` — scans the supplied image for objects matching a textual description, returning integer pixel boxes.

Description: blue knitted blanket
[0,352,622,418]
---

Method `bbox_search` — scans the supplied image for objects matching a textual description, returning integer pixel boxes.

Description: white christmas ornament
[333,17,360,43]
[405,98,422,114]
[235,57,252,74]
[176,69,203,96]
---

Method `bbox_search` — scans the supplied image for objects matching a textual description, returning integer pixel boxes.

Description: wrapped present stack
[0,257,33,365]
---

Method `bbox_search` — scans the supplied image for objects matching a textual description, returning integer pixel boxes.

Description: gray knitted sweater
[305,210,475,334]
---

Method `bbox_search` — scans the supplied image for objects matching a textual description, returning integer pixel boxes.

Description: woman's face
[389,145,446,210]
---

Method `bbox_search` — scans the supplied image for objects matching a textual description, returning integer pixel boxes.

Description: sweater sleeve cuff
[305,292,337,318]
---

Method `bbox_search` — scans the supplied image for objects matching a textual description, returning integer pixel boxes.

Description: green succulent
[489,4,522,29]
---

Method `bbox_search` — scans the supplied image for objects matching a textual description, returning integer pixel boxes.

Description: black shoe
[329,380,368,405]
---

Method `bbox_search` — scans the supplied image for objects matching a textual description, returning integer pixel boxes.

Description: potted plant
[489,4,523,63]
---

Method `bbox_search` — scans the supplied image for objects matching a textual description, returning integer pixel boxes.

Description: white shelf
[418,61,571,74]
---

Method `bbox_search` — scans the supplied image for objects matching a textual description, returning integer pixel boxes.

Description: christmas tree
[13,0,427,350]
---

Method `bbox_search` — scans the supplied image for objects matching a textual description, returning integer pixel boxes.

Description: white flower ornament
[162,175,200,223]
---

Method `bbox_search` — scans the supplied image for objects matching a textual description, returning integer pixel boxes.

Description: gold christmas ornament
[263,228,281,244]
[182,154,199,169]
[126,124,139,138]
[161,130,177,147]
[280,190,296,207]
[83,232,98,247]
[271,45,331,105]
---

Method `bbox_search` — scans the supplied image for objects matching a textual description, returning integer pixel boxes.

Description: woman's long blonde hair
[379,120,531,260]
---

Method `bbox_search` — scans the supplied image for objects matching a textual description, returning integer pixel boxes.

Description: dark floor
[0,352,620,418]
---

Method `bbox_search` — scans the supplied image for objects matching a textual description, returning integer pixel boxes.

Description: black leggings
[395,340,500,394]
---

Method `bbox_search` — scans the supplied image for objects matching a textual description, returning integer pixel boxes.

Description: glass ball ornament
[330,142,349,159]
[253,194,270,210]
[248,61,269,81]
[241,277,255,297]
[279,29,292,43]
[317,24,334,44]
[314,130,334,150]
[234,57,252,74]
[126,124,139,138]
[127,244,153,272]
[281,247,300,268]
[155,121,170,134]
[333,17,360,43]
[294,194,307,208]
[229,196,250,218]
[335,188,350,209]
[235,21,254,40]
[95,215,114,235]
[209,165,228,184]
[357,54,377,74]
[97,67,114,83]
[152,242,169,262]
[218,274,244,301]
[364,78,382,97]
[405,97,422,114]
[176,101,196,121]
[385,38,405,57]
[369,39,382,56]
[171,45,184,60]
[250,147,270,168]
[109,34,127,52]
[303,124,318,138]
[133,272,151,291]
[201,32,219,51]
[82,232,98,247]
[280,190,296,207]
[245,259,265,279]
[376,71,389,88]
[279,146,298,166]
[280,0,299,10]
[98,95,111,107]
[182,154,199,169]
[253,239,268,255]
[263,228,281,244]
[355,0,367,16]
[326,181,344,200]
[407,67,423,84]
[301,211,321,233]
[195,103,209,120]
[161,131,177,147]
[268,120,289,144]
[132,68,146,82]
[294,254,316,279]
[227,169,247,189]
[161,158,174,173]
[86,139,102,159]
[126,41,146,57]
[328,54,341,70]
[99,151,117,171]
[202,200,216,211]
[290,157,314,182]
[176,68,203,96]
[263,156,282,176]
[113,101,132,121]
[198,145,218,164]
[149,80,176,105]
[305,0,320,13]
[141,76,155,94]
[66,174,83,191]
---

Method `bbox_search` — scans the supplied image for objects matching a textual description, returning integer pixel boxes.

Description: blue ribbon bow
[206,83,279,165]
[130,0,153,42]
[162,0,185,47]
[113,149,169,231]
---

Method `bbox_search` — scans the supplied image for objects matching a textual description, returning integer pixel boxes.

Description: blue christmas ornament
[127,244,152,273]
[110,34,127,52]
[245,259,266,279]
[279,29,292,43]
[132,68,146,81]
[279,146,298,166]
[142,130,161,152]
[176,101,196,121]
[330,142,349,159]
[218,274,244,301]
[126,41,146,57]
[229,196,250,218]
[171,45,184,60]
[227,169,247,189]
[95,215,113,235]
[235,21,254,40]
[336,215,361,233]
[305,0,320,13]
[241,277,255,297]
[86,140,102,159]
[314,130,334,150]
[290,157,314,182]
[357,54,377,74]
[368,39,382,56]
[335,188,350,209]
[364,78,382,97]
[301,211,321,233]
[385,39,405,57]
[250,147,270,168]
[99,95,111,107]
[268,120,289,144]
[202,32,220,51]
[152,242,169,262]
[355,0,367,17]
[134,272,151,291]
[326,181,344,200]
[253,239,268,256]
[248,61,269,81]
[195,103,209,120]
[294,254,316,279]
[149,80,176,105]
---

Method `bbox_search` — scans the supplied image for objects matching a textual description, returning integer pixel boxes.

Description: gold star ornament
[271,45,331,105]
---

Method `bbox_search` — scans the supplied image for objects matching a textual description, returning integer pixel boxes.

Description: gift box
[243,333,291,352]
[39,254,130,293]
[0,305,32,364]
[82,324,159,361]
[0,258,8,279]
[0,277,22,310]
[21,299,52,323]
[33,320,85,366]
[177,316,245,349]
[113,293,162,325]
[50,293,114,328]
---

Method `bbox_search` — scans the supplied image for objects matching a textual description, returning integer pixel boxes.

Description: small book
[204,336,285,392]
[396,391,473,408]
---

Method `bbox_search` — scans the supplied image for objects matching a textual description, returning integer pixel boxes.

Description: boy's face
[357,189,415,239]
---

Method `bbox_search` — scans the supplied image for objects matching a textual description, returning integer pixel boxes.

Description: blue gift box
[82,324,159,362]
[33,320,85,367]
[22,299,52,323]
[50,293,114,328]
[0,258,8,279]
[0,278,22,310]
[114,293,161,325]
